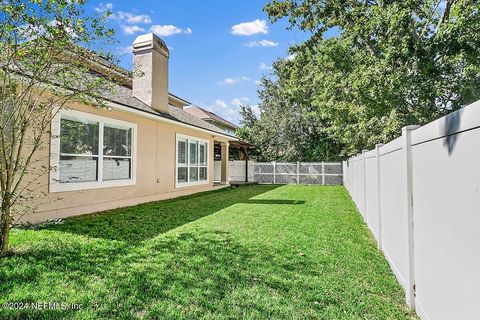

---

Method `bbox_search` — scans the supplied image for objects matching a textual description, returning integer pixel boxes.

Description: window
[51,110,136,192]
[102,125,132,181]
[176,134,208,187]
[59,118,99,183]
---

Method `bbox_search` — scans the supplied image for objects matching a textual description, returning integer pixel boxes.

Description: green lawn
[0,185,416,319]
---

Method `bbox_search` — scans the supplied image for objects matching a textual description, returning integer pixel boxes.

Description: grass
[0,185,416,319]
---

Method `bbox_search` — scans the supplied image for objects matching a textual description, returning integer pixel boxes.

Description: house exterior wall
[20,101,231,223]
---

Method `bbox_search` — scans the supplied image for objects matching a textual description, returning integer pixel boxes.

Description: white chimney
[132,33,169,113]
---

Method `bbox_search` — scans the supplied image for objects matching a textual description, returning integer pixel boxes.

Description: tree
[237,75,344,161]
[235,104,257,149]
[254,0,480,156]
[237,61,345,162]
[0,0,115,257]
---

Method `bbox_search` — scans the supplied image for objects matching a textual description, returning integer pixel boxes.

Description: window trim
[50,109,137,193]
[175,133,209,188]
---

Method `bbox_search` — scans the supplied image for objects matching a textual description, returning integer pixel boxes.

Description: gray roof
[4,44,229,136]
[18,46,230,137]
[98,81,234,137]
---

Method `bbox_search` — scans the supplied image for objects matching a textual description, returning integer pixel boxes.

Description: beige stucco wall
[21,102,232,223]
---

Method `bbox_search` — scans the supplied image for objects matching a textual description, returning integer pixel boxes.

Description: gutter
[169,93,191,106]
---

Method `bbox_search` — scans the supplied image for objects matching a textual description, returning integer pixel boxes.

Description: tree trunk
[0,203,12,258]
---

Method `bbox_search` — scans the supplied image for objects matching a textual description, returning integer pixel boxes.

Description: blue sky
[89,1,310,124]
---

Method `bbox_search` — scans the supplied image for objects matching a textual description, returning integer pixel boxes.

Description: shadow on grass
[0,185,415,319]
[46,185,280,243]
[102,230,324,319]
[242,199,305,205]
[0,230,325,319]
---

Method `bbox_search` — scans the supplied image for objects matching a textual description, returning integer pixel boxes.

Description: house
[183,107,255,183]
[26,33,238,223]
[184,106,238,136]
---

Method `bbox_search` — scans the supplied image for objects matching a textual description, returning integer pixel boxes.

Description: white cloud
[19,19,78,41]
[122,25,145,35]
[286,53,297,61]
[97,4,190,38]
[259,62,273,70]
[113,12,152,24]
[97,4,151,27]
[207,100,239,123]
[195,99,254,124]
[231,98,241,106]
[218,77,249,85]
[246,40,279,47]
[117,45,133,55]
[231,19,268,36]
[149,25,193,37]
[214,99,228,109]
[251,105,261,117]
[255,80,261,85]
[94,3,113,13]
[231,97,249,106]
[223,78,237,84]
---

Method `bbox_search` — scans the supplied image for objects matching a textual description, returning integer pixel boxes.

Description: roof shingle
[99,82,233,137]
[184,106,238,130]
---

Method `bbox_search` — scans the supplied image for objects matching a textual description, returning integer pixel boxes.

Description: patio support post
[220,142,229,185]
[402,125,419,310]
[375,144,384,250]
[243,147,249,183]
[226,142,230,184]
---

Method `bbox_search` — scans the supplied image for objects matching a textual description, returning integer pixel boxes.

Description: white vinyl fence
[214,160,221,182]
[254,162,342,185]
[214,160,254,182]
[343,100,480,320]
[230,160,254,182]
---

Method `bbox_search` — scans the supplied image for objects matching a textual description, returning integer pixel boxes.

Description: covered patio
[213,140,255,186]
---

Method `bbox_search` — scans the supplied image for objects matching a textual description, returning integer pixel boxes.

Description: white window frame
[50,109,137,193]
[175,133,209,188]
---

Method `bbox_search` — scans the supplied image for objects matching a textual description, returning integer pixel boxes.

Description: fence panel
[342,99,480,319]
[378,138,411,296]
[365,149,379,241]
[253,162,342,185]
[229,161,254,182]
[253,162,274,184]
[409,106,480,320]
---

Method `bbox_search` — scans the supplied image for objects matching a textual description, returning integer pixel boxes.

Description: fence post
[353,156,357,204]
[251,161,255,182]
[353,157,357,204]
[375,144,384,250]
[296,161,300,184]
[362,150,369,220]
[402,125,419,310]
[273,161,276,184]
[355,153,363,206]
[321,162,325,185]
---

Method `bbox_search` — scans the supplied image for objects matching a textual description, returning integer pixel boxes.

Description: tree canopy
[237,0,480,160]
